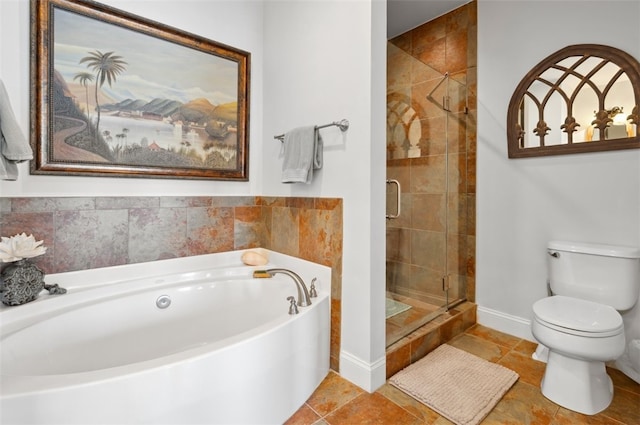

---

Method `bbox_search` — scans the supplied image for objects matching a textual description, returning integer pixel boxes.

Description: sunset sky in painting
[53,7,239,105]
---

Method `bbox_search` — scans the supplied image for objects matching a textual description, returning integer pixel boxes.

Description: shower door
[385,42,470,347]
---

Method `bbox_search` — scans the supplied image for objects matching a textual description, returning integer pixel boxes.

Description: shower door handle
[386,179,401,219]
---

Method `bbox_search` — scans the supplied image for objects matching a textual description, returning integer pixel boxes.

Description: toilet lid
[533,295,623,334]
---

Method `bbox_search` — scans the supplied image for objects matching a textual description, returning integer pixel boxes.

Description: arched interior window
[507,44,640,158]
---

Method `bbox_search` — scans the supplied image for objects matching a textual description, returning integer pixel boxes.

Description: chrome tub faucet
[253,268,312,307]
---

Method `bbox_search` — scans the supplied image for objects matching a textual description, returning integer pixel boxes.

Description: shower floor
[385,293,444,347]
[385,298,412,319]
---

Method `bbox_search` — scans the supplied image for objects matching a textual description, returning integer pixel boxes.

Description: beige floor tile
[465,324,521,349]
[609,367,640,395]
[305,371,365,417]
[551,406,628,425]
[376,383,442,423]
[498,351,546,387]
[512,338,539,357]
[483,380,559,425]
[447,332,511,362]
[603,386,640,425]
[324,392,423,425]
[284,404,321,425]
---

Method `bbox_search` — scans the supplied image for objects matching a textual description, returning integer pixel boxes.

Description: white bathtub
[0,249,331,424]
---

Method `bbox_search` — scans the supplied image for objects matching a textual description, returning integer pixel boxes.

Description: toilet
[531,241,640,415]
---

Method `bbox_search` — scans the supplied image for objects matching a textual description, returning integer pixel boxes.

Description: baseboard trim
[477,306,535,342]
[339,350,386,392]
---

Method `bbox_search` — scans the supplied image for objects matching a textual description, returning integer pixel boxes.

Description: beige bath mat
[389,344,518,425]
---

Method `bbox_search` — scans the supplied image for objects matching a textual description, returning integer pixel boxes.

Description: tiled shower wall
[0,196,343,369]
[386,1,476,303]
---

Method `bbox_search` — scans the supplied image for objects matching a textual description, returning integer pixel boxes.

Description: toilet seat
[534,316,623,338]
[533,295,623,337]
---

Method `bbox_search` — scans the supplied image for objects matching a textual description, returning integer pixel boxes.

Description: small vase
[0,259,45,306]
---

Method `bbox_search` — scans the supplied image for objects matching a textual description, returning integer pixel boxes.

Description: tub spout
[254,268,312,307]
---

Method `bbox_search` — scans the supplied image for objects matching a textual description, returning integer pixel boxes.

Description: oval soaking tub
[0,250,331,425]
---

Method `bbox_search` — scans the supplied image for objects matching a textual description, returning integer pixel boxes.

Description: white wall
[477,0,640,340]
[0,0,264,196]
[262,0,387,391]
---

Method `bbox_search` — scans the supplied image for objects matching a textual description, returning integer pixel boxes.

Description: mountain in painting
[212,102,238,122]
[172,98,238,127]
[101,98,182,117]
[100,97,236,127]
[173,98,218,124]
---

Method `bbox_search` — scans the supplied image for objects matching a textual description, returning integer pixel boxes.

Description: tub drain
[156,295,171,309]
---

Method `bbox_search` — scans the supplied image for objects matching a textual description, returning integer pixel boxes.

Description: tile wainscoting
[0,196,343,369]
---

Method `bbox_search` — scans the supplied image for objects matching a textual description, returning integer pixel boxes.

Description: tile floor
[285,324,640,425]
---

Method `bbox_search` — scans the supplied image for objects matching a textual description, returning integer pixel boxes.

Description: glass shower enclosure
[385,42,471,347]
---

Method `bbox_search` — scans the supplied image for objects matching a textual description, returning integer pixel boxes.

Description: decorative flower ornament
[0,233,47,263]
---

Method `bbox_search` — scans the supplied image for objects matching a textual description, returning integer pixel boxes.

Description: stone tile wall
[386,1,476,304]
[0,195,343,370]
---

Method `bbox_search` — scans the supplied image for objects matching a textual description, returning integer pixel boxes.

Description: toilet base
[541,351,614,415]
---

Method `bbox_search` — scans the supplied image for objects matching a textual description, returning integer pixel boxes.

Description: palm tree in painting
[79,50,127,139]
[122,127,129,147]
[73,72,94,121]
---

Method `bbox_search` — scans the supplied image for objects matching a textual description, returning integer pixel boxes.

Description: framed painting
[30,0,250,180]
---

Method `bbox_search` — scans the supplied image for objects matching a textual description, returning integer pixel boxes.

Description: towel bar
[274,119,349,142]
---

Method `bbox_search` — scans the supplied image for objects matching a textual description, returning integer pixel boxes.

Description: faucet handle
[309,278,318,298]
[287,296,299,315]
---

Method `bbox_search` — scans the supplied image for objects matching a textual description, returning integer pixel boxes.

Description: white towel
[281,126,323,184]
[0,79,32,180]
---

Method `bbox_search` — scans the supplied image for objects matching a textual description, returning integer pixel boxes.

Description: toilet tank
[547,241,640,310]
